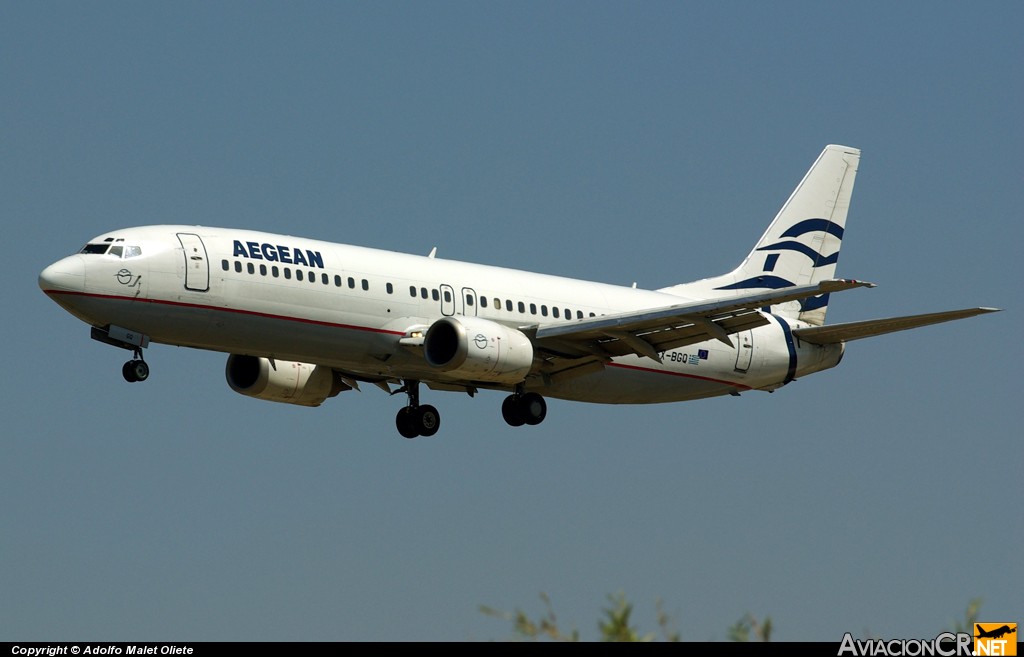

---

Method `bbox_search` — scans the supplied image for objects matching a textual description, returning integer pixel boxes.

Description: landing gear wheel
[502,395,526,427]
[415,405,441,437]
[520,392,547,426]
[396,407,419,439]
[122,360,149,383]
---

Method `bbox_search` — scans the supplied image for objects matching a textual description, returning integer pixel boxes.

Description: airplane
[975,624,1015,640]
[38,144,999,438]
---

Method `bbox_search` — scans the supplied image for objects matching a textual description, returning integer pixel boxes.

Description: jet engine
[423,316,533,384]
[225,354,347,407]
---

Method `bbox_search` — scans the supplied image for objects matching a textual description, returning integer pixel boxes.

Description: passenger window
[260,264,267,276]
[386,282,393,294]
[420,287,428,299]
[432,289,439,301]
[348,277,356,289]
[444,290,452,303]
[334,275,342,287]
[577,310,583,319]
[541,305,548,317]
[530,303,537,315]
[295,270,304,281]
[362,279,369,291]
[247,263,255,274]
[552,307,559,318]
[221,260,229,271]
[234,261,242,273]
[518,301,525,313]
[480,297,488,308]
[410,285,417,297]
[466,295,474,307]
[506,300,513,312]
[322,273,329,285]
[284,268,292,280]
[272,266,279,278]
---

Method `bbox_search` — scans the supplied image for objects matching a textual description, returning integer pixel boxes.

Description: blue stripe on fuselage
[769,313,797,385]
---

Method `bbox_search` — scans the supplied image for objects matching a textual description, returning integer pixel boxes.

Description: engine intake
[225,355,347,407]
[424,316,533,384]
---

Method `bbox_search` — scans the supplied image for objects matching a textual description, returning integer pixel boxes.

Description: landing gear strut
[122,348,150,383]
[502,390,547,427]
[394,380,440,439]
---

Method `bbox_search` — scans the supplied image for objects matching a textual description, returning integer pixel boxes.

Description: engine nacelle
[225,355,345,407]
[423,316,534,384]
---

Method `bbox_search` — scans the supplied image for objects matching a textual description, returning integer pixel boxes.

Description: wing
[527,279,874,378]
[792,307,1000,345]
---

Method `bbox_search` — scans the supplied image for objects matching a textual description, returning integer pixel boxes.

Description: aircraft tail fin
[662,144,861,326]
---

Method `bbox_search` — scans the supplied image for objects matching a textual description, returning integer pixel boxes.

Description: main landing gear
[121,349,150,383]
[394,380,441,439]
[391,382,549,438]
[501,391,547,427]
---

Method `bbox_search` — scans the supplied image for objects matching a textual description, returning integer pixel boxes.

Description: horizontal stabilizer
[792,307,1001,345]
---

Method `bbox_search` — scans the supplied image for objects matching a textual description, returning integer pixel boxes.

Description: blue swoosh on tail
[756,241,839,266]
[780,218,844,240]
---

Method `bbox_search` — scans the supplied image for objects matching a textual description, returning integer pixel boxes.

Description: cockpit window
[109,246,123,258]
[124,245,142,258]
[80,243,109,255]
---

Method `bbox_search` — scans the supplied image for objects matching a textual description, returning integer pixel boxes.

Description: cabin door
[177,233,209,292]
[734,330,754,372]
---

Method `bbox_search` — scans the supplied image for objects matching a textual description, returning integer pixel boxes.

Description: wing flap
[792,307,1000,345]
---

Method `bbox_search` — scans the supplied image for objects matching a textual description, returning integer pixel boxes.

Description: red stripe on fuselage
[608,361,754,390]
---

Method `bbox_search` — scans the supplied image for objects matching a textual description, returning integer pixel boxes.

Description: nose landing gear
[122,350,150,383]
[90,325,152,383]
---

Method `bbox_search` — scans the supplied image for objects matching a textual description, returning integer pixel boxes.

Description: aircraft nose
[39,255,85,293]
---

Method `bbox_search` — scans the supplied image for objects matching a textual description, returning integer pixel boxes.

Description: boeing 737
[39,145,999,437]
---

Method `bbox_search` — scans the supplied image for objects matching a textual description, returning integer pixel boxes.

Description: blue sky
[2,1,1020,642]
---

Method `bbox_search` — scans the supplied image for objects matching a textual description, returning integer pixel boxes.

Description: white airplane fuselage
[40,225,838,405]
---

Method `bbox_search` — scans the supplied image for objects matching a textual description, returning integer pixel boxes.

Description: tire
[122,361,138,383]
[520,392,547,426]
[396,407,420,439]
[416,405,441,437]
[502,395,525,427]
[130,360,150,382]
